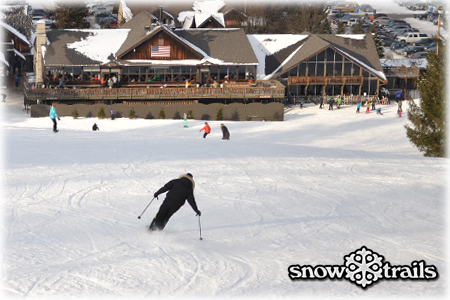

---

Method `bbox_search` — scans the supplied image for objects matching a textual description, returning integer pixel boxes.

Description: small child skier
[376,108,383,115]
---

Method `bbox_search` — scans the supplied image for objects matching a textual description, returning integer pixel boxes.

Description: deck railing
[24,81,286,102]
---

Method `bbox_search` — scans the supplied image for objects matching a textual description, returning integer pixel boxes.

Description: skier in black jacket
[221,123,230,140]
[150,173,201,231]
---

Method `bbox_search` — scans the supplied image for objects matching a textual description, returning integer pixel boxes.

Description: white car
[396,32,429,43]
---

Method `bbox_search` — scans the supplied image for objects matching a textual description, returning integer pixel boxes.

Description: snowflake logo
[344,246,384,288]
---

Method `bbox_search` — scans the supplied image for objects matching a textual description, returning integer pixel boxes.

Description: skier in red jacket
[199,122,211,138]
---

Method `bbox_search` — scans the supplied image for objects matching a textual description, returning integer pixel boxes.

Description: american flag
[151,45,171,58]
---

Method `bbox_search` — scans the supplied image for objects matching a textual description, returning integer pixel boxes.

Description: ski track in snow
[3,97,445,298]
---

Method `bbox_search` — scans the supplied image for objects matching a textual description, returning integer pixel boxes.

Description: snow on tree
[405,42,446,157]
[3,6,32,41]
[54,1,89,29]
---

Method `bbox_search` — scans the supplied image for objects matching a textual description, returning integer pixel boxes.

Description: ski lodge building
[27,10,387,105]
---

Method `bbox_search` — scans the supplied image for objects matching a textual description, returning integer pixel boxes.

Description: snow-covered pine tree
[54,1,89,29]
[4,6,32,41]
[405,42,446,157]
[370,26,385,58]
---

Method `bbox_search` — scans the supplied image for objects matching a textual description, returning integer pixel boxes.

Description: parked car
[380,36,397,47]
[409,3,429,11]
[328,9,342,18]
[414,11,435,20]
[381,20,409,28]
[385,24,412,33]
[412,38,435,46]
[391,42,409,52]
[410,51,429,59]
[389,27,419,38]
[424,42,437,50]
[360,4,375,12]
[98,16,118,27]
[401,46,425,57]
[396,32,429,43]
[90,6,111,15]
[29,8,46,20]
[95,12,115,22]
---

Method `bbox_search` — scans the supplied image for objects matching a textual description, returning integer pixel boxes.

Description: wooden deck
[24,81,286,102]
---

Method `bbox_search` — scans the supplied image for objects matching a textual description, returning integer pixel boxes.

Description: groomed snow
[1,84,446,299]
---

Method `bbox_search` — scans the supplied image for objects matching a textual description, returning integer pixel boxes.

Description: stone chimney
[35,20,46,88]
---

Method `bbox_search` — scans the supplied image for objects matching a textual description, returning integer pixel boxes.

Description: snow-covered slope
[1,85,446,298]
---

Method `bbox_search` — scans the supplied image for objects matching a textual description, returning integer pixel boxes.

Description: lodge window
[180,66,197,81]
[209,66,218,80]
[299,63,307,76]
[152,67,171,82]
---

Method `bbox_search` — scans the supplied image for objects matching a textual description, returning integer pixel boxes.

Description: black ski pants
[150,200,183,231]
[52,118,58,132]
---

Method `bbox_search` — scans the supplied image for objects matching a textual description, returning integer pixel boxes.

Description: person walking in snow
[336,95,342,109]
[150,173,201,231]
[200,122,211,138]
[329,97,335,110]
[396,90,402,102]
[397,100,403,117]
[49,103,60,132]
[319,96,324,109]
[221,123,230,140]
[371,96,377,111]
[356,101,361,113]
[365,100,370,114]
[110,108,115,120]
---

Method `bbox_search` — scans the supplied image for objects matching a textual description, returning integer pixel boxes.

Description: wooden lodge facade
[27,11,387,106]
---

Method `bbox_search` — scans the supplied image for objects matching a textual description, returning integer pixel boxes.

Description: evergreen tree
[405,42,446,157]
[97,107,106,119]
[4,6,32,41]
[54,1,89,29]
[319,18,333,34]
[336,21,345,34]
[370,26,385,58]
[352,19,363,34]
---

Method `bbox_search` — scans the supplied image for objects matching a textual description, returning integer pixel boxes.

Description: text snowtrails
[288,247,438,289]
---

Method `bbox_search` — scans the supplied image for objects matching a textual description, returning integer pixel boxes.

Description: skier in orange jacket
[199,122,211,138]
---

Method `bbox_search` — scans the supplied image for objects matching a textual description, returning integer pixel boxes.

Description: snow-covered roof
[8,47,26,60]
[178,0,226,28]
[248,33,386,81]
[65,29,131,64]
[380,58,428,69]
[0,51,9,67]
[247,34,309,80]
[0,20,30,46]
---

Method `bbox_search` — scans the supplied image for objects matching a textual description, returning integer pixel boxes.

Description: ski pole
[198,215,203,240]
[137,197,156,219]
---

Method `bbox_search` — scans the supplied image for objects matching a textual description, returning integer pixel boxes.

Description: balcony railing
[24,81,286,102]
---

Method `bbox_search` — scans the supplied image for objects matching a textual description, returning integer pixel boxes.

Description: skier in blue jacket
[49,103,60,132]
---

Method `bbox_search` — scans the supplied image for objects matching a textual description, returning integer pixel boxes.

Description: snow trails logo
[288,246,438,289]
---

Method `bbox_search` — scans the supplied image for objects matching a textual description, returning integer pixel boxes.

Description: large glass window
[308,62,316,76]
[299,63,307,76]
[289,66,298,76]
